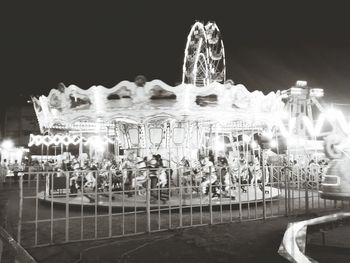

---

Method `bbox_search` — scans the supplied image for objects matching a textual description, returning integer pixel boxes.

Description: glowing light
[278,118,296,138]
[287,137,297,146]
[90,136,105,152]
[28,134,116,147]
[295,80,307,87]
[1,139,14,150]
[242,134,251,143]
[251,141,258,149]
[270,140,278,148]
[214,137,225,152]
[303,114,325,136]
[262,130,273,139]
[309,88,324,97]
[290,87,302,95]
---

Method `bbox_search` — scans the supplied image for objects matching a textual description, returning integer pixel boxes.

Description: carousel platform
[37,186,280,211]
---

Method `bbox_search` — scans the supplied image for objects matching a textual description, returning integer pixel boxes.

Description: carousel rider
[122,152,138,197]
[238,153,249,193]
[200,156,217,195]
[131,157,148,195]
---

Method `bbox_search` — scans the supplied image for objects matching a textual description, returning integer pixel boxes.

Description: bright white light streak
[277,117,296,138]
[302,114,325,136]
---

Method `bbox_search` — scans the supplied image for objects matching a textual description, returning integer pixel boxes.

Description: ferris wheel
[182,21,226,87]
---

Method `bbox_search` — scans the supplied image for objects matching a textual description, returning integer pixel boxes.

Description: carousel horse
[221,168,236,199]
[157,168,170,201]
[84,170,96,189]
[189,159,203,192]
[253,165,269,194]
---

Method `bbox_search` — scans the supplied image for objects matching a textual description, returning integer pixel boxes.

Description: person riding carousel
[122,151,138,197]
[199,156,217,195]
[238,153,249,193]
[148,154,169,202]
[131,157,148,195]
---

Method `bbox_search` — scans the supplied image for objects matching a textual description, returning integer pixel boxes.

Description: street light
[1,139,14,151]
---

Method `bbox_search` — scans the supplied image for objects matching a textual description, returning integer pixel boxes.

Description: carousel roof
[32,79,285,132]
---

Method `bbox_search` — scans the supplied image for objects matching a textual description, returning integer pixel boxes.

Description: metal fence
[16,165,350,248]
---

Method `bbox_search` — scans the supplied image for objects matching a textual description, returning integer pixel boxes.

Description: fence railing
[278,212,350,263]
[14,164,350,248]
[0,226,36,263]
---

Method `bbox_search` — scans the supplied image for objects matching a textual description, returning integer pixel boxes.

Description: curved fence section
[0,226,36,263]
[278,212,350,262]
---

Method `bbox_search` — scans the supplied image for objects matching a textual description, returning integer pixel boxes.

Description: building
[1,104,40,147]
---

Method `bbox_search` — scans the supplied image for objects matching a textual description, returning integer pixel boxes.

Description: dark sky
[2,1,350,106]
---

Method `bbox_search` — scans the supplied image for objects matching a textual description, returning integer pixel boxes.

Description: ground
[27,217,293,263]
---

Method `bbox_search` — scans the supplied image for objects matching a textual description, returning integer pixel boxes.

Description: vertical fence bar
[17,174,23,244]
[134,169,137,234]
[80,171,84,241]
[209,166,213,225]
[94,171,98,239]
[238,168,242,221]
[50,172,54,244]
[254,171,258,219]
[108,170,112,238]
[199,177,203,225]
[179,168,183,228]
[317,175,321,209]
[65,172,70,242]
[291,167,295,214]
[298,167,301,210]
[122,169,125,236]
[262,153,266,220]
[219,167,223,223]
[168,169,171,229]
[276,167,280,215]
[229,166,233,222]
[146,170,151,233]
[311,175,314,210]
[270,166,273,217]
[189,167,193,226]
[65,171,70,242]
[35,172,39,246]
[158,170,161,231]
[305,177,309,215]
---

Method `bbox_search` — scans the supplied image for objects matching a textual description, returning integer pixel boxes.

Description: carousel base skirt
[38,185,280,211]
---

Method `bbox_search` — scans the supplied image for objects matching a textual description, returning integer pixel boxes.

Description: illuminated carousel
[29,21,283,209]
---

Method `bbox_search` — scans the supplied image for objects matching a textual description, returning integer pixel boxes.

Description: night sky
[2,1,350,107]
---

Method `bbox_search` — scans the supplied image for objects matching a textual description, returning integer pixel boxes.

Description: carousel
[29,21,285,209]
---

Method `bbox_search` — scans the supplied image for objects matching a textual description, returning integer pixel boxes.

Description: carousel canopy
[32,79,285,133]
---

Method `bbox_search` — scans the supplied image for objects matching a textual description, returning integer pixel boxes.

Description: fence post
[179,168,183,228]
[65,171,70,243]
[146,170,151,233]
[209,166,213,225]
[262,152,266,220]
[305,177,309,215]
[0,238,3,262]
[17,174,23,244]
[108,170,112,238]
[284,168,288,216]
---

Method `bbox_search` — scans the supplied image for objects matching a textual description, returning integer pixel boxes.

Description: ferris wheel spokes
[182,21,226,87]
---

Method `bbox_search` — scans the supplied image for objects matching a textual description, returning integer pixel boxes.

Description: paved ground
[27,216,298,263]
[2,181,350,262]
